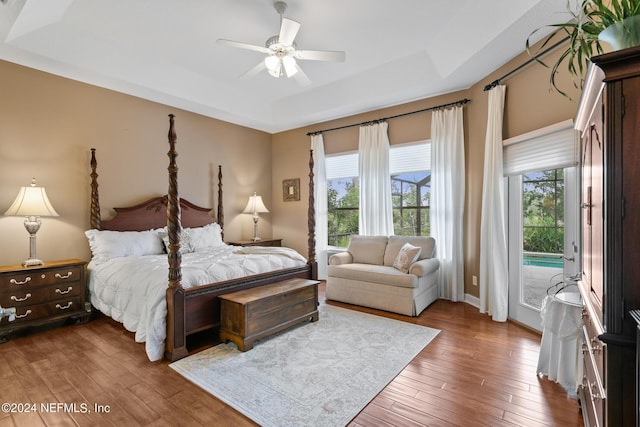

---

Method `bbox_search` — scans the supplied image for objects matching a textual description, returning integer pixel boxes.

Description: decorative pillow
[187,223,225,251]
[85,228,165,263]
[160,230,194,254]
[392,242,422,273]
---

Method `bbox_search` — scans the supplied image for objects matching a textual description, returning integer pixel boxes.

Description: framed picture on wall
[282,178,300,202]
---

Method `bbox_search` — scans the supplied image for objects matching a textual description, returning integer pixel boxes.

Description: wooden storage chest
[219,278,319,351]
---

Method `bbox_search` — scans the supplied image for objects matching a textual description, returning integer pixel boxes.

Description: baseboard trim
[464,293,480,308]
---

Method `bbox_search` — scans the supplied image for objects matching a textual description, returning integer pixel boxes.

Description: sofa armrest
[329,252,353,265]
[409,258,440,277]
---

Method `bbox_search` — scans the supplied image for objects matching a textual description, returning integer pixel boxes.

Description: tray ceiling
[0,0,570,133]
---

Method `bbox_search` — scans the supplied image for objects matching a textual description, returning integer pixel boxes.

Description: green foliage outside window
[522,169,564,253]
[327,172,430,246]
[327,178,359,247]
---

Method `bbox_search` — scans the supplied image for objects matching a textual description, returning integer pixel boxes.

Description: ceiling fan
[217,1,345,86]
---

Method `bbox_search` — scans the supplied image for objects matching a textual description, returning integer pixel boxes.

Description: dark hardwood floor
[0,282,583,426]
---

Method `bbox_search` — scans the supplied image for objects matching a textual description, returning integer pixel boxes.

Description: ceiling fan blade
[294,49,346,62]
[217,39,272,54]
[240,61,266,79]
[293,64,311,87]
[279,18,300,46]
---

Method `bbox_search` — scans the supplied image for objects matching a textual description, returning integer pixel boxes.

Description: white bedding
[87,245,307,361]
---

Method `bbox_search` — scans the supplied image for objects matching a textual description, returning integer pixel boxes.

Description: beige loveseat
[326,235,440,316]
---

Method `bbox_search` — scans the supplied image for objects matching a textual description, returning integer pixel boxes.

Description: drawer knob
[9,277,31,285]
[55,287,73,295]
[15,309,32,319]
[10,293,31,302]
[54,272,73,280]
[55,302,73,310]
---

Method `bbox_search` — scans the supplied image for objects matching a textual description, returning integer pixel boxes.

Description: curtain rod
[306,98,471,136]
[483,35,569,91]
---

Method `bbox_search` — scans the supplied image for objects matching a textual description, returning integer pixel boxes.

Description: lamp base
[22,258,44,267]
[251,216,261,241]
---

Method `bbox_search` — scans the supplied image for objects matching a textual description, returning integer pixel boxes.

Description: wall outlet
[472,275,478,286]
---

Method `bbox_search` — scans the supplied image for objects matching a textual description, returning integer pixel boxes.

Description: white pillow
[186,223,225,251]
[392,242,422,273]
[85,229,165,263]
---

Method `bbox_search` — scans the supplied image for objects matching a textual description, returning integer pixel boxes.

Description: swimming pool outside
[523,252,563,269]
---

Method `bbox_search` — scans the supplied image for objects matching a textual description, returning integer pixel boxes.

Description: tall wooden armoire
[576,46,640,427]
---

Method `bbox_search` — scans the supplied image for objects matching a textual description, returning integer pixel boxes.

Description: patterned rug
[170,303,440,427]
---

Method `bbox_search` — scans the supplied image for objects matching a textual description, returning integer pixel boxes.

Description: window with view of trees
[522,168,564,253]
[326,143,430,247]
[392,172,431,236]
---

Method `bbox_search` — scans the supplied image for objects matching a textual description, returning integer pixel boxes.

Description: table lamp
[243,192,269,241]
[4,178,59,266]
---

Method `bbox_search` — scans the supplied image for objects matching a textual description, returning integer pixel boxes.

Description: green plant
[527,0,640,97]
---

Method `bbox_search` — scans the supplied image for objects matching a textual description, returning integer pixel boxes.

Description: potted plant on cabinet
[527,0,640,97]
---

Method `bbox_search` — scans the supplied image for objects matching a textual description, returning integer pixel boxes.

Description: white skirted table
[536,291,584,395]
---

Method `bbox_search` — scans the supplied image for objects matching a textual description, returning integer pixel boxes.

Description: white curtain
[479,85,508,322]
[430,106,465,301]
[358,122,394,236]
[311,134,328,279]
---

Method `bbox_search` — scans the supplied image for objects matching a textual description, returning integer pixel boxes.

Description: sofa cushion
[384,236,436,266]
[347,235,388,265]
[327,263,417,288]
[392,242,422,273]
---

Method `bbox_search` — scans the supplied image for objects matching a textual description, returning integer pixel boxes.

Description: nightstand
[0,259,91,342]
[227,239,282,247]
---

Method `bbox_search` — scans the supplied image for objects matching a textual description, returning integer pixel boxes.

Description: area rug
[169,303,440,427]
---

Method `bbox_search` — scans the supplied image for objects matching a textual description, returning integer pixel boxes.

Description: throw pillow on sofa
[392,242,422,273]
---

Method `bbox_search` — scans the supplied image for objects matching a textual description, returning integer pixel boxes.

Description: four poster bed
[86,114,317,362]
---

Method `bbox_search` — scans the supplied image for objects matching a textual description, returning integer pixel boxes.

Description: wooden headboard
[99,196,216,231]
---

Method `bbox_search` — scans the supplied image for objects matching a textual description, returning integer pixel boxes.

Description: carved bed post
[89,148,101,230]
[217,165,224,241]
[308,149,318,279]
[165,114,188,361]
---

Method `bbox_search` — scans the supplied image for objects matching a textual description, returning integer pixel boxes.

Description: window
[392,172,431,236]
[326,142,430,246]
[522,168,564,254]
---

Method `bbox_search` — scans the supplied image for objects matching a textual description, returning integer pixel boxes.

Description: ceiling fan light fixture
[282,55,297,77]
[264,55,281,77]
[218,1,344,84]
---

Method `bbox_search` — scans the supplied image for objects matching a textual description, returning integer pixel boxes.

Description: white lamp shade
[282,56,298,77]
[4,182,59,217]
[243,193,269,214]
[265,55,281,77]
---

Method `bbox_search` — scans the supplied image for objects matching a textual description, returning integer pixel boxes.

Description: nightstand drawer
[48,283,82,300]
[47,298,82,316]
[0,265,82,290]
[0,282,81,308]
[0,303,50,325]
[0,297,83,325]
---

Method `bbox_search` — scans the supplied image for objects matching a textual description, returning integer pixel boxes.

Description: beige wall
[0,60,272,266]
[1,39,580,301]
[272,40,579,299]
